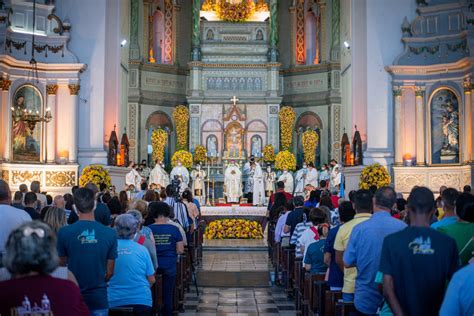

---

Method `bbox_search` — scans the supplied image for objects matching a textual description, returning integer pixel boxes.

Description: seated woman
[0,221,88,315]
[303,208,330,275]
[108,214,156,314]
[148,202,184,316]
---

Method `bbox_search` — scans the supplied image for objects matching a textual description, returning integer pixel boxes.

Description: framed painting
[430,88,460,164]
[11,85,43,162]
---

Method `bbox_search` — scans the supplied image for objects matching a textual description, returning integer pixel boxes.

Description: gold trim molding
[68,84,80,95]
[46,84,58,95]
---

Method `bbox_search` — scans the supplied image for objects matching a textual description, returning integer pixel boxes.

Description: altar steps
[197,271,270,287]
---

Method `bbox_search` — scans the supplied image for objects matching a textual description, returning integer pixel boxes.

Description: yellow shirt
[334,213,372,294]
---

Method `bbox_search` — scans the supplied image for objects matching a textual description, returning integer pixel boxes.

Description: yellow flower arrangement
[263,144,276,163]
[279,106,296,151]
[216,0,255,23]
[302,129,319,164]
[202,0,215,11]
[194,145,207,163]
[171,150,193,169]
[205,219,264,240]
[173,105,190,151]
[359,163,391,189]
[275,150,297,171]
[255,0,269,11]
[79,165,111,188]
[151,129,168,163]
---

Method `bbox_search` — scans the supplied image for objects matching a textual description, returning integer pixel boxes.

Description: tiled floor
[179,287,296,316]
[201,251,271,272]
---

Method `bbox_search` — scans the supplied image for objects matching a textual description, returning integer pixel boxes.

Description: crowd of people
[269,180,474,316]
[0,179,200,316]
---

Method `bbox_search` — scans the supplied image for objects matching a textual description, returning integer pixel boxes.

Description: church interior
[0,0,473,315]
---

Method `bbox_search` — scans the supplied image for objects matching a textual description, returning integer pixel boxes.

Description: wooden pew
[152,273,163,315]
[335,301,356,316]
[302,273,326,316]
[108,307,134,316]
[293,257,303,313]
[274,242,282,285]
[325,290,342,316]
[283,247,296,297]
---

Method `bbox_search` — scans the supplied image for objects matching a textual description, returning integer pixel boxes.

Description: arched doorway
[146,111,173,166]
[295,112,323,167]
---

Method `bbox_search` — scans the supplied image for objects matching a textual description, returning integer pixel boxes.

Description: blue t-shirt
[431,216,458,229]
[324,225,343,288]
[440,263,474,316]
[304,239,327,274]
[149,223,183,274]
[108,239,155,308]
[57,220,117,310]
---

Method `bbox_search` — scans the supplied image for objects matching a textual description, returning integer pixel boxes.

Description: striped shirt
[290,216,312,258]
[164,197,190,231]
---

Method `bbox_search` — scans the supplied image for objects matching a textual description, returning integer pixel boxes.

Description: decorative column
[319,0,328,62]
[68,84,80,163]
[163,0,173,64]
[393,86,403,165]
[129,0,140,60]
[331,0,340,61]
[268,104,280,151]
[191,0,201,61]
[415,86,426,165]
[289,4,297,67]
[463,77,472,162]
[172,2,180,65]
[189,104,201,151]
[143,0,151,62]
[267,0,279,62]
[2,79,12,162]
[295,0,305,65]
[46,84,58,163]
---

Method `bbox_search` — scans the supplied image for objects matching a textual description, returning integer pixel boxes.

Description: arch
[152,8,165,63]
[201,119,223,132]
[295,111,323,130]
[246,119,268,132]
[145,110,173,131]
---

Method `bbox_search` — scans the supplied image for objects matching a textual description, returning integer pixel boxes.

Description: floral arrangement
[359,163,391,189]
[279,106,296,151]
[275,150,297,171]
[263,144,276,162]
[171,150,193,169]
[194,145,207,163]
[205,219,264,239]
[202,0,215,11]
[79,165,111,188]
[173,105,190,151]
[255,0,269,11]
[216,0,255,22]
[151,129,168,163]
[302,129,319,164]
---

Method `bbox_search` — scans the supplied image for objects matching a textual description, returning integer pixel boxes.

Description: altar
[200,205,268,226]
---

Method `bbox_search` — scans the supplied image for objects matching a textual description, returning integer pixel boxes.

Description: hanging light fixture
[28,0,39,83]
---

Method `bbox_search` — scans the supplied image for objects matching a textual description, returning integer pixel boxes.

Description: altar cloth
[201,206,267,217]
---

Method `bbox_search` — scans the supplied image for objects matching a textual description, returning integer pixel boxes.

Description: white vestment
[264,170,276,194]
[224,164,242,203]
[330,165,342,188]
[171,165,190,191]
[191,169,206,202]
[306,168,319,188]
[294,168,307,195]
[252,163,265,205]
[125,168,142,190]
[149,164,170,188]
[278,172,294,194]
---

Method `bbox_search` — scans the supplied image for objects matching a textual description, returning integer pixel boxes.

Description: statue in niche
[108,126,119,166]
[256,29,264,41]
[251,136,262,157]
[207,135,218,157]
[340,130,351,167]
[206,29,214,41]
[226,125,242,158]
[352,127,363,166]
[441,102,459,151]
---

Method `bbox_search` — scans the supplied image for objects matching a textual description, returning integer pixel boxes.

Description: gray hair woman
[0,221,88,315]
[127,209,158,269]
[107,214,156,314]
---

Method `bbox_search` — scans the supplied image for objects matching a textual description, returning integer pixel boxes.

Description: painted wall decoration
[206,134,218,157]
[11,85,43,162]
[430,89,460,164]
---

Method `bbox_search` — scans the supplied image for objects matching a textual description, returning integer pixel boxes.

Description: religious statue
[191,164,207,204]
[149,160,170,189]
[251,136,262,157]
[228,126,241,157]
[170,159,190,193]
[294,163,308,197]
[107,127,119,166]
[441,101,459,153]
[264,165,276,198]
[329,159,342,190]
[207,135,218,157]
[306,162,319,189]
[224,161,242,203]
[125,162,142,191]
[278,169,294,194]
[243,157,255,202]
[352,128,363,166]
[252,161,265,206]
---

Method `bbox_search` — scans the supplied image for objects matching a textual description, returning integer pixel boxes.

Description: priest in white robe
[252,162,265,206]
[294,163,308,196]
[125,162,142,191]
[170,160,190,192]
[306,162,319,188]
[330,160,342,190]
[149,161,170,189]
[224,161,242,203]
[191,164,206,204]
[264,165,276,197]
[278,169,294,194]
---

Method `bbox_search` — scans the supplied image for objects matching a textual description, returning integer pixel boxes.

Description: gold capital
[415,86,425,97]
[46,84,58,95]
[68,84,80,95]
[2,79,12,91]
[463,77,472,92]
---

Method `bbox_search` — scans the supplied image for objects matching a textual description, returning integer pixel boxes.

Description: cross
[230,96,239,106]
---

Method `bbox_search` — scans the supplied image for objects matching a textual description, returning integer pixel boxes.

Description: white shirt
[0,204,31,253]
[298,225,318,261]
[306,168,319,188]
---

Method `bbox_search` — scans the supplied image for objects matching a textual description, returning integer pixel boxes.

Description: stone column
[393,87,403,165]
[143,0,151,62]
[267,0,279,62]
[46,84,58,163]
[2,79,12,161]
[129,0,140,60]
[68,84,80,163]
[289,5,297,67]
[463,77,472,163]
[172,3,180,65]
[319,0,328,63]
[268,104,280,151]
[331,0,340,61]
[189,104,201,151]
[191,0,201,61]
[415,86,426,165]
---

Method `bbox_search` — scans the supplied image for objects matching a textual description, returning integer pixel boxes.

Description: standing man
[431,188,459,229]
[267,181,293,211]
[329,160,341,191]
[23,192,40,220]
[278,169,294,196]
[253,161,265,206]
[170,159,190,193]
[164,185,190,233]
[381,187,459,316]
[57,188,118,315]
[149,160,170,190]
[30,180,47,210]
[306,162,319,188]
[294,163,308,197]
[344,186,407,315]
[191,164,206,205]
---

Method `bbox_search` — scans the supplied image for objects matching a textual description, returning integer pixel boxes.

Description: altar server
[149,160,170,189]
[278,169,294,195]
[252,162,265,206]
